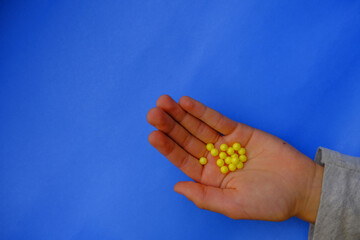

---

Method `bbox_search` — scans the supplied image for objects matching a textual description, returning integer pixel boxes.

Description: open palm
[147,95,322,223]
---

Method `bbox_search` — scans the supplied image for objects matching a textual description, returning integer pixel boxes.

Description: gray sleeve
[308,147,360,240]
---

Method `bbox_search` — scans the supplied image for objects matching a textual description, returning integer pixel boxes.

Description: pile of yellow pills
[199,142,248,174]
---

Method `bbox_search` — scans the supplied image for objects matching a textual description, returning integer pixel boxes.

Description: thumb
[174,181,238,219]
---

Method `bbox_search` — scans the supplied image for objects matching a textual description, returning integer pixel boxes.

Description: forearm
[296,162,324,224]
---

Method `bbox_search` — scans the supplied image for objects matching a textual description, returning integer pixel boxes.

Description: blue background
[1,1,360,239]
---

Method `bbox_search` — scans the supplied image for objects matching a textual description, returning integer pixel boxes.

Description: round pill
[231,153,238,158]
[227,147,234,155]
[238,147,246,155]
[219,152,227,159]
[228,164,236,172]
[225,157,232,165]
[210,148,219,156]
[220,166,229,174]
[231,156,239,165]
[206,143,214,151]
[236,162,244,169]
[239,154,247,162]
[233,143,241,151]
[216,159,224,167]
[220,144,228,151]
[199,157,207,165]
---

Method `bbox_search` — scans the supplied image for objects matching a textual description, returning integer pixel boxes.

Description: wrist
[295,162,324,223]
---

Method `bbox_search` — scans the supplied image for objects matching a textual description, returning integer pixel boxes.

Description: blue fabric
[1,1,360,239]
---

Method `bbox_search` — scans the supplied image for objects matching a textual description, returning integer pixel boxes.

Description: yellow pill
[231,153,238,158]
[238,147,246,155]
[220,166,229,174]
[220,144,228,151]
[228,164,236,172]
[239,154,247,162]
[236,162,244,169]
[219,152,227,159]
[233,142,241,151]
[227,147,234,155]
[225,157,232,165]
[210,148,219,156]
[216,159,224,167]
[199,157,207,165]
[206,143,214,151]
[231,156,239,165]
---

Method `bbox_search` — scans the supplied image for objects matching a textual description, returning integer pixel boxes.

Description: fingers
[156,95,220,144]
[179,96,238,135]
[148,131,202,182]
[147,107,207,159]
[179,96,255,147]
[174,181,238,219]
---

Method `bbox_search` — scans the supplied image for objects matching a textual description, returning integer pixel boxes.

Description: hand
[147,95,324,223]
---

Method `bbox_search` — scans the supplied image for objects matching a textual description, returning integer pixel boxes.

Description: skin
[147,95,324,223]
